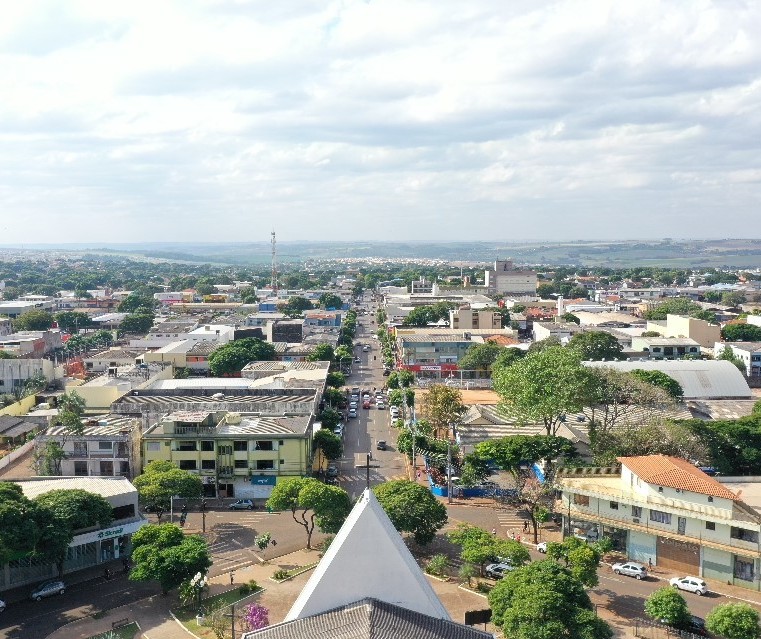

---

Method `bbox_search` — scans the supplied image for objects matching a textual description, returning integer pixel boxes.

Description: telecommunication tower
[270,230,278,294]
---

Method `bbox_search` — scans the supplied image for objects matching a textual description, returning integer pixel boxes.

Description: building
[303,310,342,329]
[66,364,173,411]
[410,277,434,295]
[630,336,701,360]
[128,320,197,348]
[0,299,55,318]
[714,342,761,378]
[646,314,721,349]
[242,489,490,639]
[267,320,304,343]
[141,410,313,499]
[583,360,752,400]
[558,455,761,590]
[83,348,145,373]
[0,415,43,449]
[0,476,146,592]
[0,358,58,393]
[90,312,128,329]
[448,308,502,330]
[34,414,141,479]
[484,259,537,296]
[532,321,582,343]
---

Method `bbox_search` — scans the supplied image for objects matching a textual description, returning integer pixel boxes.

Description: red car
[363,400,371,409]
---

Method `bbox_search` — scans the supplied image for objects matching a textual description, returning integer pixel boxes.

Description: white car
[536,542,547,553]
[0,599,5,613]
[669,576,708,596]
[612,562,648,580]
[485,562,514,579]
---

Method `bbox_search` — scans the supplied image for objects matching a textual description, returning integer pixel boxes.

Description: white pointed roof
[285,489,451,622]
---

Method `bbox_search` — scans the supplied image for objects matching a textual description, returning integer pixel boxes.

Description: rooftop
[11,476,137,500]
[722,342,761,353]
[45,413,140,437]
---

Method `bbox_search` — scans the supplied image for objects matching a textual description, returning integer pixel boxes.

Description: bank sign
[70,519,147,547]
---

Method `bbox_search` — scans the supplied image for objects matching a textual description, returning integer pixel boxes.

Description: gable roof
[618,455,738,500]
[285,489,450,622]
[245,598,491,639]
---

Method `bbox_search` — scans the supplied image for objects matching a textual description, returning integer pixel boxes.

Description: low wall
[0,395,37,417]
[0,440,34,470]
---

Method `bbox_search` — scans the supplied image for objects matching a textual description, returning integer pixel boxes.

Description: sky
[1,0,760,244]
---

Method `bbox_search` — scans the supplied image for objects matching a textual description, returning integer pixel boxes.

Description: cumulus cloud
[0,0,760,243]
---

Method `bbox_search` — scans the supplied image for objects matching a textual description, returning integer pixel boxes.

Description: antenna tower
[270,230,278,294]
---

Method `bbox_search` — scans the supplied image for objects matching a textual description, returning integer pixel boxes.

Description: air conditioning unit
[632,518,640,524]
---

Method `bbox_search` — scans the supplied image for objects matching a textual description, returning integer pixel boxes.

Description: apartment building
[448,308,502,330]
[558,455,761,590]
[484,260,537,296]
[141,410,313,499]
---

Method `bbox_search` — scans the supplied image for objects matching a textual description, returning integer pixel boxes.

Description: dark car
[377,440,387,451]
[326,465,339,478]
[660,615,708,637]
[382,369,391,376]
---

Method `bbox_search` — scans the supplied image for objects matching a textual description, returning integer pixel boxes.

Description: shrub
[425,554,449,577]
[272,569,289,580]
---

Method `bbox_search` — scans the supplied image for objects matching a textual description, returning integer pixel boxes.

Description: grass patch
[87,622,139,639]
[271,562,318,582]
[173,588,260,639]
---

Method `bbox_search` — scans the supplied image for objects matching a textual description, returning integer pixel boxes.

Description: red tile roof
[617,455,737,500]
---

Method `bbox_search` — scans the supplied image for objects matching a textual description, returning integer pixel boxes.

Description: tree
[239,286,258,304]
[308,343,335,363]
[120,312,155,335]
[722,324,761,342]
[54,311,93,333]
[403,306,434,327]
[130,524,211,594]
[492,347,526,371]
[567,331,623,361]
[719,346,748,374]
[322,387,345,409]
[475,435,575,475]
[545,537,607,588]
[281,296,313,317]
[313,428,343,468]
[536,283,556,298]
[325,371,346,388]
[630,369,684,399]
[419,385,465,437]
[266,477,351,549]
[133,461,203,511]
[447,524,529,575]
[488,560,612,639]
[722,292,748,307]
[561,312,581,324]
[493,346,593,436]
[35,391,86,475]
[706,603,761,639]
[644,587,691,629]
[643,298,704,321]
[118,293,156,313]
[208,338,276,376]
[457,342,504,373]
[13,310,54,331]
[318,293,343,310]
[373,480,447,545]
[243,603,270,632]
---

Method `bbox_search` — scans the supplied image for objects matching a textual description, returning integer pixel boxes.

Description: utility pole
[447,439,453,504]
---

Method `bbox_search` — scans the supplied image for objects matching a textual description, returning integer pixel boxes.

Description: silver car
[612,562,648,580]
[31,580,66,601]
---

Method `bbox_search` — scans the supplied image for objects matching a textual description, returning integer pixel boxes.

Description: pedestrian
[648,558,653,570]
[416,470,421,480]
[516,535,521,542]
[492,527,497,535]
[510,531,515,540]
[104,568,111,581]
[523,520,529,533]
[230,571,235,585]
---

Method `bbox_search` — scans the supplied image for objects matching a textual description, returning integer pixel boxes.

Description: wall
[0,394,37,417]
[0,439,34,470]
[702,546,733,582]
[665,315,721,348]
[628,529,657,563]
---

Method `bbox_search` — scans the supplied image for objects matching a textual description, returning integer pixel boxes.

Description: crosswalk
[207,511,279,576]
[497,512,530,536]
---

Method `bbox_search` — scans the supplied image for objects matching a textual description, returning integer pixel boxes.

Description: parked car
[376,400,386,409]
[485,562,514,579]
[363,345,370,352]
[669,576,708,596]
[229,499,255,510]
[326,465,339,478]
[612,562,647,579]
[0,599,5,613]
[348,408,358,418]
[536,542,547,553]
[377,440,387,451]
[383,369,391,376]
[354,357,361,363]
[660,615,708,637]
[31,580,66,601]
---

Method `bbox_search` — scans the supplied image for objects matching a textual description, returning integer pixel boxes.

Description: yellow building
[142,410,313,500]
[646,314,721,349]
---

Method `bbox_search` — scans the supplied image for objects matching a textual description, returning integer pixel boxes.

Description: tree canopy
[266,477,351,548]
[208,338,276,376]
[475,435,576,473]
[318,293,343,310]
[373,480,447,545]
[457,342,505,371]
[133,461,203,511]
[447,523,529,575]
[418,385,466,436]
[119,311,155,335]
[722,323,761,342]
[643,298,709,321]
[313,429,343,467]
[54,311,93,333]
[644,587,691,629]
[630,369,684,399]
[307,343,335,362]
[567,331,623,361]
[706,603,761,639]
[35,489,113,532]
[13,309,54,331]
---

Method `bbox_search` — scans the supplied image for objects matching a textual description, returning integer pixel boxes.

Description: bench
[112,618,130,629]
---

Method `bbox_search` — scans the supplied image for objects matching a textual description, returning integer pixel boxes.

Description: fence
[0,440,34,471]
[633,617,704,639]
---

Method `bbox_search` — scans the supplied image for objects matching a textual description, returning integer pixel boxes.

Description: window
[609,501,619,510]
[146,441,160,452]
[255,441,274,451]
[650,510,672,525]
[201,440,215,452]
[234,460,248,469]
[573,494,589,506]
[731,527,759,543]
[201,460,216,470]
[278,440,284,446]
[735,558,755,582]
[708,496,714,503]
[98,441,113,450]
[233,441,248,452]
[74,461,88,476]
[177,441,197,451]
[256,460,275,470]
[706,522,716,531]
[179,460,197,471]
[632,506,642,518]
[218,445,232,455]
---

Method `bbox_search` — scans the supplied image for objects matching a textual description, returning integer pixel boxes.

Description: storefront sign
[70,519,147,547]
[250,475,277,486]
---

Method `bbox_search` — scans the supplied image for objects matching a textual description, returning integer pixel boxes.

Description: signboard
[464,609,492,626]
[420,365,441,371]
[250,475,277,486]
[402,363,459,373]
[249,475,277,499]
[70,519,147,547]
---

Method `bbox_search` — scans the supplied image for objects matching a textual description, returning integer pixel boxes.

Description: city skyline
[1,1,760,243]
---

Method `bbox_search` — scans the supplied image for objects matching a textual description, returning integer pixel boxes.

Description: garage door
[657,537,700,574]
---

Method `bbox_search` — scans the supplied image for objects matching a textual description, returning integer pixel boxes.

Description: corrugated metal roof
[583,360,752,399]
[13,476,136,500]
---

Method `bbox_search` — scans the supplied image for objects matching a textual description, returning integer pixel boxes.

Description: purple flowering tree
[244,603,269,631]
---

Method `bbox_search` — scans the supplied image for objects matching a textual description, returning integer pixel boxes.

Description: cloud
[0,0,760,244]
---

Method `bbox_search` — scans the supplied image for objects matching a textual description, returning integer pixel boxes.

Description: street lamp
[190,571,207,616]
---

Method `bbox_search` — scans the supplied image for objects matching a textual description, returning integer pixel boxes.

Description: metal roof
[583,360,752,399]
[12,476,137,500]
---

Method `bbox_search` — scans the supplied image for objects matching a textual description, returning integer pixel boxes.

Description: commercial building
[484,259,537,296]
[0,358,59,393]
[0,476,146,592]
[141,410,313,499]
[0,300,55,318]
[714,342,761,378]
[558,455,761,590]
[448,308,502,330]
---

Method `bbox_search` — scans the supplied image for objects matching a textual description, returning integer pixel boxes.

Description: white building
[0,358,58,392]
[714,342,761,378]
[484,259,537,296]
[559,455,761,590]
[630,336,701,360]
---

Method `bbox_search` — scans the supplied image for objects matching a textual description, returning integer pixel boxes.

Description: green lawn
[88,622,139,639]
[173,588,259,639]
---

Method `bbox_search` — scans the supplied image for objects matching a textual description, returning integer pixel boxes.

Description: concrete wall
[628,530,657,563]
[0,394,37,417]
